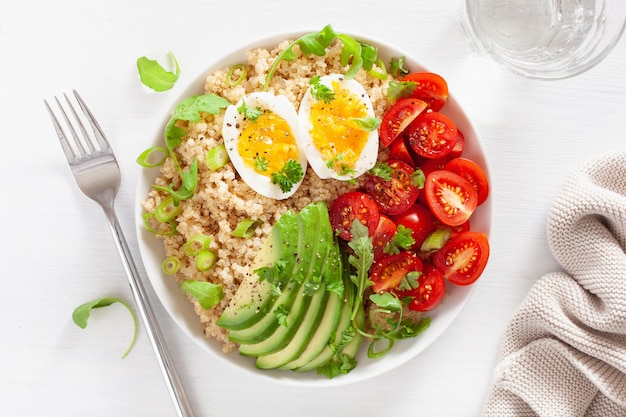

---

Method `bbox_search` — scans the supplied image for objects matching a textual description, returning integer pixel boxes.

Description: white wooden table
[2,0,625,415]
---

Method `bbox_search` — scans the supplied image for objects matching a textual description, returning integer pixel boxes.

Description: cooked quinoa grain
[143,39,396,353]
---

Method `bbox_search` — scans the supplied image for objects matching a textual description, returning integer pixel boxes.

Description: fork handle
[103,206,195,417]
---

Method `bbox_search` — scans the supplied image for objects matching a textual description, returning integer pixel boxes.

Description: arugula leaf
[389,56,410,78]
[370,292,402,312]
[271,159,304,193]
[165,94,231,152]
[137,52,180,92]
[152,157,198,203]
[180,280,224,310]
[263,25,384,91]
[72,297,138,359]
[347,221,375,322]
[237,99,263,121]
[310,75,335,103]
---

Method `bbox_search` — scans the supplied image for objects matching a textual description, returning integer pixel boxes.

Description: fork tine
[62,93,96,156]
[44,98,80,163]
[73,90,110,152]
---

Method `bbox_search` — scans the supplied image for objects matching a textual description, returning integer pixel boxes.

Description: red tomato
[366,160,421,216]
[329,191,380,241]
[432,231,490,286]
[401,72,449,111]
[398,262,446,311]
[424,170,478,227]
[390,202,437,250]
[406,112,458,160]
[379,98,428,147]
[372,215,397,261]
[449,129,465,159]
[444,157,490,206]
[371,251,423,293]
[388,136,417,166]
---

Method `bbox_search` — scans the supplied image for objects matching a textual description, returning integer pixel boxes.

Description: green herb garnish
[384,225,415,255]
[310,75,335,103]
[263,25,383,91]
[255,157,269,172]
[180,280,224,310]
[136,52,181,92]
[387,80,417,102]
[72,297,138,359]
[351,116,381,132]
[237,99,263,121]
[389,56,410,78]
[369,161,394,181]
[347,221,430,358]
[271,159,304,193]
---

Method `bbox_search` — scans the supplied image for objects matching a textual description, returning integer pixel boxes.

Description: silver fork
[44,90,195,417]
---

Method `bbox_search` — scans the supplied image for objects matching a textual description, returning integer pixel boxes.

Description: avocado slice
[294,277,363,373]
[254,283,331,369]
[217,210,299,330]
[277,287,342,370]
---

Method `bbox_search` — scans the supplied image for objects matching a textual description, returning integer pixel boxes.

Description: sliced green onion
[182,234,211,256]
[154,195,182,222]
[137,147,168,167]
[143,213,177,236]
[206,143,230,171]
[232,218,263,238]
[196,249,217,271]
[420,228,451,253]
[226,64,247,86]
[162,256,180,275]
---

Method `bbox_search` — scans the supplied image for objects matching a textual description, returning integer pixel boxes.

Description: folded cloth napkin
[482,149,626,417]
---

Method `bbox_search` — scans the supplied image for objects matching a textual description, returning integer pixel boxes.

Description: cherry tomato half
[401,72,449,112]
[329,191,380,241]
[388,136,417,166]
[449,129,465,159]
[432,231,490,286]
[371,251,423,293]
[379,98,428,147]
[372,214,397,261]
[407,112,458,160]
[366,160,421,216]
[424,170,478,227]
[398,262,446,312]
[390,202,437,250]
[444,157,490,206]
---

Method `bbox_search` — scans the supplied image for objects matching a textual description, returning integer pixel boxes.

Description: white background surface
[2,0,625,416]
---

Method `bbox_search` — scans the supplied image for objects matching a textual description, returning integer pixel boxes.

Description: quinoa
[142,38,395,353]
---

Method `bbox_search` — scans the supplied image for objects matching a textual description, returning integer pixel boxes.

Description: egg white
[222,92,306,200]
[297,74,379,181]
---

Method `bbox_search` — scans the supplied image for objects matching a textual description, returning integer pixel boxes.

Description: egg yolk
[308,81,369,174]
[237,111,300,178]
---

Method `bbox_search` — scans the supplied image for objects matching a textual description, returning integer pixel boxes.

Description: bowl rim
[134,27,493,387]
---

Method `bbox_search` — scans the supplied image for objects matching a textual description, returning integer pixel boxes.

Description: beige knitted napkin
[482,149,626,417]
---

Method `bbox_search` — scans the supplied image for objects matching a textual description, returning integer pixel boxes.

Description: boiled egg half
[298,74,379,181]
[222,92,307,200]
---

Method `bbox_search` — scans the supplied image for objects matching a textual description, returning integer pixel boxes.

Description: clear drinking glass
[461,0,626,79]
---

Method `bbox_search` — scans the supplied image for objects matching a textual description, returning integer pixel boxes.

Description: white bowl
[135,29,493,387]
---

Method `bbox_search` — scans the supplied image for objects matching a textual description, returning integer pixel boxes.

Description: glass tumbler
[461,0,626,79]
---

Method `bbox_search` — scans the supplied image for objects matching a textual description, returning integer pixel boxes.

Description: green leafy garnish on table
[72,297,138,359]
[137,52,181,92]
